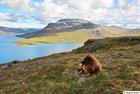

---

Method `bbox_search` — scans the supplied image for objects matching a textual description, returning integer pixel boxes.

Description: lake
[0,35,83,64]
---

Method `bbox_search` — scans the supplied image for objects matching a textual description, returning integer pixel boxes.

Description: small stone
[77,77,86,84]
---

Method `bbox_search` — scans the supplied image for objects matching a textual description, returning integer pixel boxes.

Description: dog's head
[81,54,93,65]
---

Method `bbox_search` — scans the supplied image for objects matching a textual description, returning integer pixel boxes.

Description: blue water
[0,35,83,64]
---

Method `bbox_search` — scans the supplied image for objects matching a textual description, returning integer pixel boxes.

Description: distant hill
[16,19,140,45]
[18,18,140,38]
[17,19,100,38]
[133,28,140,32]
[0,26,39,35]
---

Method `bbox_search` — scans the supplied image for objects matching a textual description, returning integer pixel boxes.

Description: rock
[77,77,86,84]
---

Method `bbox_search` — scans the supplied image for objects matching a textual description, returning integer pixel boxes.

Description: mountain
[133,28,140,32]
[17,19,99,38]
[0,26,39,35]
[46,19,97,30]
[1,36,140,94]
[18,18,139,38]
[16,18,140,45]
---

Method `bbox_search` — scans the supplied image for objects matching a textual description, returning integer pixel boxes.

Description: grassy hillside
[16,28,140,46]
[0,36,140,94]
[16,29,97,46]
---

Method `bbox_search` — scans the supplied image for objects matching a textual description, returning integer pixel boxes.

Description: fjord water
[0,35,83,64]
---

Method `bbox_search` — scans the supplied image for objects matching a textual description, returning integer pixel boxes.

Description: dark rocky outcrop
[73,36,140,53]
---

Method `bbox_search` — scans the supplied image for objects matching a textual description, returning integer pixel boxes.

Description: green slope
[16,29,97,46]
[0,36,140,94]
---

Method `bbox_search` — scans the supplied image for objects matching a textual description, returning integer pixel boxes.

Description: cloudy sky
[0,0,139,29]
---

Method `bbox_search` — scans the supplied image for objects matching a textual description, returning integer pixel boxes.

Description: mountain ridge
[0,26,39,35]
[17,18,139,38]
[16,18,140,45]
[17,19,100,38]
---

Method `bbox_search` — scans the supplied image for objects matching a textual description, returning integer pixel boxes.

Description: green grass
[16,29,96,46]
[0,36,140,94]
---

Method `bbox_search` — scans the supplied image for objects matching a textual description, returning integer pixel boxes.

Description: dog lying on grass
[77,54,102,76]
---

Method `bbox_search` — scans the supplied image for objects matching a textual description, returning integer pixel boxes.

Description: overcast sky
[0,0,139,29]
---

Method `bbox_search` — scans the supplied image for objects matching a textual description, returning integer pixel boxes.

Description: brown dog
[77,54,102,76]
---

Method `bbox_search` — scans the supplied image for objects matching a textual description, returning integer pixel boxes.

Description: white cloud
[0,0,32,13]
[59,0,114,9]
[32,0,114,23]
[0,21,45,28]
[119,0,126,8]
[0,13,24,22]
[104,0,140,27]
[0,0,139,29]
[0,13,11,20]
[32,0,139,29]
[32,0,73,23]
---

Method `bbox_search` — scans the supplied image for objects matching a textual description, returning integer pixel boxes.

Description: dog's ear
[81,61,84,64]
[87,54,90,56]
[87,53,93,57]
